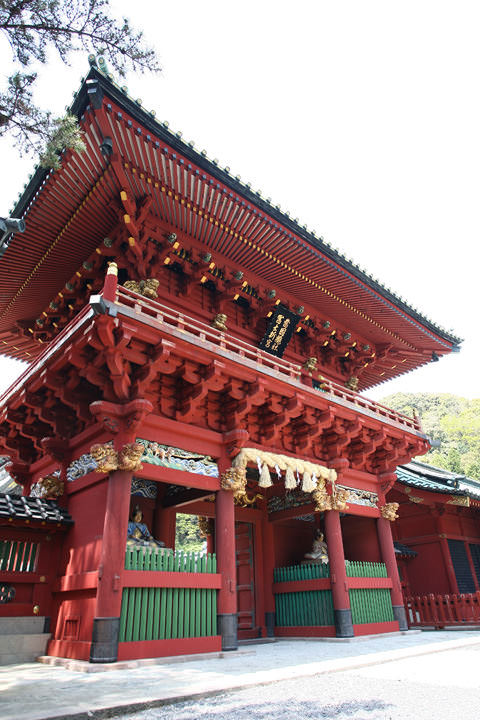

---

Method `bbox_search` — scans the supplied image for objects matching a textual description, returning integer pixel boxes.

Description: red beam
[136,464,220,491]
[121,570,222,589]
[273,578,331,593]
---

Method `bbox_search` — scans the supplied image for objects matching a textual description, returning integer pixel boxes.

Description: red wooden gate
[235,522,258,639]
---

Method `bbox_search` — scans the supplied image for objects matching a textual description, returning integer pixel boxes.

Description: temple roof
[396,460,480,501]
[0,493,74,525]
[0,60,461,388]
[394,542,418,558]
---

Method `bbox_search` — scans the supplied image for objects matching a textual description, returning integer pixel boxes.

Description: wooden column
[433,509,459,594]
[324,509,353,637]
[439,536,459,594]
[261,511,276,637]
[89,398,152,663]
[215,453,238,650]
[377,515,408,630]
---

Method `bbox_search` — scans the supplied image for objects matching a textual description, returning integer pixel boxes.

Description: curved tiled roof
[396,460,480,501]
[0,59,461,391]
[0,493,73,525]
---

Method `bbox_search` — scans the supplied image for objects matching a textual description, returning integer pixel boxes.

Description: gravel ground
[119,644,480,720]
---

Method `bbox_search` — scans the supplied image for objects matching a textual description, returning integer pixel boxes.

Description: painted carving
[221,467,248,503]
[235,490,263,508]
[131,477,158,499]
[118,442,144,472]
[90,443,118,474]
[380,502,400,521]
[66,453,98,482]
[330,487,350,512]
[33,472,64,499]
[311,480,331,512]
[137,439,219,477]
[268,489,313,514]
[340,486,378,507]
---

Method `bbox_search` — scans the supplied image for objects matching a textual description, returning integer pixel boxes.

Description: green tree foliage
[0,0,160,161]
[383,392,480,479]
[175,513,204,553]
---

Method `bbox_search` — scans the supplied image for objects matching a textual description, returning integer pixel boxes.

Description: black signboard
[259,304,300,358]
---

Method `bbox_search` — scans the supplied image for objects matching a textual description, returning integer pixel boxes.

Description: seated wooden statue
[304,530,329,564]
[127,506,165,548]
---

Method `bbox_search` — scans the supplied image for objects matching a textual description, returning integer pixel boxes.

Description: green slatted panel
[274,589,334,626]
[349,588,394,624]
[119,585,217,642]
[345,561,387,578]
[273,563,333,627]
[119,551,219,643]
[124,548,216,573]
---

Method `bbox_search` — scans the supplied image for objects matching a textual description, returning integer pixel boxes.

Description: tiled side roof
[0,493,73,525]
[396,461,480,501]
[394,542,418,558]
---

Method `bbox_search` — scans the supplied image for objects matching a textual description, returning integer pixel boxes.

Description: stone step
[0,633,50,665]
[0,616,46,635]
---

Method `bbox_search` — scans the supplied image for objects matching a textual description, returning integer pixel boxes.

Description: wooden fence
[273,563,333,627]
[405,592,480,628]
[273,561,395,633]
[345,561,387,578]
[120,549,219,645]
[345,561,394,624]
[125,546,217,573]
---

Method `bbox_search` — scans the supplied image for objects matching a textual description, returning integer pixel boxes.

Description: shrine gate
[0,57,460,662]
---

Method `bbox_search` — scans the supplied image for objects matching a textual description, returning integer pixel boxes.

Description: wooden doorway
[235,522,258,639]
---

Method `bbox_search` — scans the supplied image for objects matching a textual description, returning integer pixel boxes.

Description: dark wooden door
[235,522,257,638]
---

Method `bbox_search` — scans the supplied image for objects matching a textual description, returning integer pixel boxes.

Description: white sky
[0,1,478,401]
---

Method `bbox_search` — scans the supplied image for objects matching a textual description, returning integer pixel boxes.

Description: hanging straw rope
[232,448,337,491]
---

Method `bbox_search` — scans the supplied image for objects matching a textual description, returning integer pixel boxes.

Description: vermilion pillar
[215,475,238,650]
[324,509,354,637]
[262,513,276,637]
[89,398,152,663]
[377,516,408,630]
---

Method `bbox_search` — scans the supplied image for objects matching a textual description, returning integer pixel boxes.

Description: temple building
[0,57,462,663]
[391,461,480,597]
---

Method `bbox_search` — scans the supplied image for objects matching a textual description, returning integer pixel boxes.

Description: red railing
[405,592,480,628]
[117,285,301,381]
[115,286,422,434]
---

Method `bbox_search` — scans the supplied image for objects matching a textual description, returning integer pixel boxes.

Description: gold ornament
[212,313,228,331]
[90,443,119,474]
[330,487,350,512]
[380,502,399,521]
[118,442,144,472]
[235,492,263,508]
[303,357,318,374]
[312,480,331,512]
[345,376,359,391]
[221,467,248,503]
[123,278,159,300]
